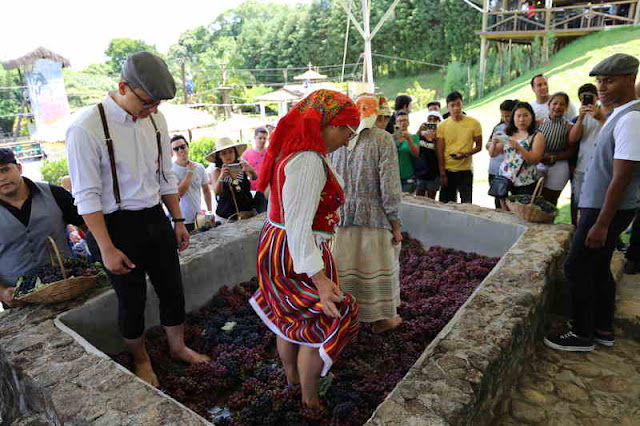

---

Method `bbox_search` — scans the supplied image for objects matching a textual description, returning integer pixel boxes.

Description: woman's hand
[507,139,520,151]
[239,159,257,179]
[392,228,403,245]
[311,272,343,318]
[220,164,231,179]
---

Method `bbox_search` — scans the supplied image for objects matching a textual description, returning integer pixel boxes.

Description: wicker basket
[15,237,100,304]
[506,178,557,224]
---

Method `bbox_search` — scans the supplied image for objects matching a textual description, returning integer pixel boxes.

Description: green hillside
[467,26,640,132]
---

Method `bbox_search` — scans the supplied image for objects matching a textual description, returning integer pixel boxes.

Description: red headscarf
[257,89,360,192]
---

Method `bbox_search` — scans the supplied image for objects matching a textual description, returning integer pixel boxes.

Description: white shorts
[537,160,570,192]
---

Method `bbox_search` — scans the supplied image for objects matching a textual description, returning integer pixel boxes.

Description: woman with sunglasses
[250,90,360,408]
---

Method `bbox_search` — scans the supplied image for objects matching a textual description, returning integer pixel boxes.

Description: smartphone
[449,153,458,158]
[426,123,437,130]
[582,94,594,105]
[226,163,243,172]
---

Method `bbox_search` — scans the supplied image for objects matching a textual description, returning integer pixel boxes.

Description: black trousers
[440,170,473,204]
[625,210,640,261]
[253,191,268,214]
[565,208,636,337]
[104,205,185,339]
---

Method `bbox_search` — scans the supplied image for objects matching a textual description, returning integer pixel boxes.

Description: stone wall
[367,198,573,425]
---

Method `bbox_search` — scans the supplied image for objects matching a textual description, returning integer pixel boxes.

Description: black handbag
[488,175,511,198]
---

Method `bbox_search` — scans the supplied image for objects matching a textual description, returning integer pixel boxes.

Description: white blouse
[277,151,343,277]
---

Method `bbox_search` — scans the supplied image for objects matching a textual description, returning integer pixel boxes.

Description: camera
[426,123,437,130]
[582,94,595,105]
[226,163,243,173]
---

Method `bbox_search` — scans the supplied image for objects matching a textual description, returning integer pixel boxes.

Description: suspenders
[96,103,168,208]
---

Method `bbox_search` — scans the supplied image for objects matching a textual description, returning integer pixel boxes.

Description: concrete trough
[0,198,572,425]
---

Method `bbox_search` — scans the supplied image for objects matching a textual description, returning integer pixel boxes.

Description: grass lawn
[376,70,446,101]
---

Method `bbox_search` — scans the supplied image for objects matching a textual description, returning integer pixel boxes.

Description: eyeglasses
[125,83,161,108]
[172,144,188,152]
[345,125,357,139]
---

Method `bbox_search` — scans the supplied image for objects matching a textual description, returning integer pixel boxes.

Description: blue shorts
[416,176,440,192]
[401,178,417,194]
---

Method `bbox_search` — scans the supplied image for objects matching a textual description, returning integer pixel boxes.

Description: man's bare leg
[125,336,159,387]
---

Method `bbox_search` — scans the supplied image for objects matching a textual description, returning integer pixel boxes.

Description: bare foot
[372,317,403,334]
[134,361,159,387]
[170,346,211,364]
[302,396,323,408]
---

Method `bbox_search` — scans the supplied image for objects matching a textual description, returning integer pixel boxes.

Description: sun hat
[205,137,247,163]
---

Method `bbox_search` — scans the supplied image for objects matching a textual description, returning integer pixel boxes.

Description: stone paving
[496,258,640,426]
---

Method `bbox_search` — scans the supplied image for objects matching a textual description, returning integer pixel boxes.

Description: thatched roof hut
[2,47,71,71]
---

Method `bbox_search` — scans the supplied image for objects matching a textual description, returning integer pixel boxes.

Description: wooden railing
[484,0,639,33]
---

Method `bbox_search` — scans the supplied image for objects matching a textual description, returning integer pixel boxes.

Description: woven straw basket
[506,178,557,224]
[16,237,100,304]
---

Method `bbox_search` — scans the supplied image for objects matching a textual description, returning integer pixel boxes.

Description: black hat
[589,53,639,77]
[121,52,176,101]
[0,148,17,165]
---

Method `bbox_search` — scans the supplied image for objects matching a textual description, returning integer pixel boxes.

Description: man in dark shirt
[0,148,84,307]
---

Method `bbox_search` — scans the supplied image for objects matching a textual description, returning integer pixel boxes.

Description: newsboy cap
[122,52,176,100]
[589,53,639,77]
[0,148,17,165]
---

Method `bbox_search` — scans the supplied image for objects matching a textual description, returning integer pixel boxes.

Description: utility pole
[180,59,187,104]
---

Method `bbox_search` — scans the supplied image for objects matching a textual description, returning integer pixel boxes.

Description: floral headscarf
[349,93,392,148]
[257,89,359,191]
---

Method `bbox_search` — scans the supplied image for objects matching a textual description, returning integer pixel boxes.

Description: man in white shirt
[545,53,640,352]
[66,52,209,387]
[530,74,577,122]
[568,83,608,224]
[171,135,211,232]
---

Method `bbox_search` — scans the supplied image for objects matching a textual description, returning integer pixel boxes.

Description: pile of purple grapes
[112,235,498,425]
[15,258,103,297]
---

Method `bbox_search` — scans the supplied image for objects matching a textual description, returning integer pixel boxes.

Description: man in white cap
[545,53,640,352]
[66,52,209,386]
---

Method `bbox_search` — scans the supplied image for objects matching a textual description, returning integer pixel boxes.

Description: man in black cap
[0,148,84,307]
[545,53,640,352]
[66,51,209,386]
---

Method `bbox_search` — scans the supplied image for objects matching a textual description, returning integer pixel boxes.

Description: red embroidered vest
[268,151,344,234]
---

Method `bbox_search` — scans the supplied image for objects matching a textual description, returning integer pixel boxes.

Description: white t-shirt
[172,161,208,224]
[532,100,577,122]
[612,100,640,162]
[574,114,603,173]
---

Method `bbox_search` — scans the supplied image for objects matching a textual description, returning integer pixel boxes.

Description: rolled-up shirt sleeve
[156,114,179,196]
[283,152,326,277]
[66,125,104,215]
[378,132,402,222]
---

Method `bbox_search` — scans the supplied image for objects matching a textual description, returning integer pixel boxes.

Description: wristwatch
[171,218,186,223]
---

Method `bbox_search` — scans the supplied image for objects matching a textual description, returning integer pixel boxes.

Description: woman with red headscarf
[249,90,360,407]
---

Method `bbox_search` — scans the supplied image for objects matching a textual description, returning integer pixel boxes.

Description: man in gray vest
[66,52,209,387]
[545,53,640,352]
[0,148,84,307]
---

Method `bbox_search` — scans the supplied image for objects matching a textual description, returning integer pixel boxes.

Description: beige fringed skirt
[333,226,401,323]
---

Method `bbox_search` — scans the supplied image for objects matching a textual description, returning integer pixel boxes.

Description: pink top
[243,148,267,191]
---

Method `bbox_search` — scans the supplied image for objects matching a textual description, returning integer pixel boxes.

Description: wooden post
[180,59,187,104]
[507,39,513,81]
[479,0,489,97]
[635,0,640,24]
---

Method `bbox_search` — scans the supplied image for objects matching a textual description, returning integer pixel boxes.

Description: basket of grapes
[14,237,104,304]
[506,179,557,223]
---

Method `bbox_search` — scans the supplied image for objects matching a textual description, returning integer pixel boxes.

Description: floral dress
[499,134,538,187]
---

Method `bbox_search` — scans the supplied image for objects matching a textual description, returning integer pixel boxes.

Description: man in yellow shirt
[436,91,483,203]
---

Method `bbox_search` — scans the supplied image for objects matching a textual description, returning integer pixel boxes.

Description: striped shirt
[539,117,569,155]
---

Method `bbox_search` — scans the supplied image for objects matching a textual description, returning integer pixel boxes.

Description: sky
[1,0,310,69]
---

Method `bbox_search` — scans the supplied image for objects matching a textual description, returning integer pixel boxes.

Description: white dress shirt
[277,151,343,277]
[66,94,178,215]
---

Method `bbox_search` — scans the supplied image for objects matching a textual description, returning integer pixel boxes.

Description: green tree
[0,68,22,136]
[105,38,158,75]
[40,158,68,185]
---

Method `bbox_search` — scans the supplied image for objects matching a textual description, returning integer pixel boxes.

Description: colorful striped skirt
[249,221,359,376]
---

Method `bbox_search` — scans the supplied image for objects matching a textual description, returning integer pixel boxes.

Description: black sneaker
[544,331,594,352]
[593,331,615,347]
[624,259,640,275]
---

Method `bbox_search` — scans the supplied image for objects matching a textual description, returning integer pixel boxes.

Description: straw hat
[205,137,247,163]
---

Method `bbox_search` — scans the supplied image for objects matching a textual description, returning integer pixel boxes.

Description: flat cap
[122,52,176,100]
[0,148,16,165]
[589,53,639,77]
